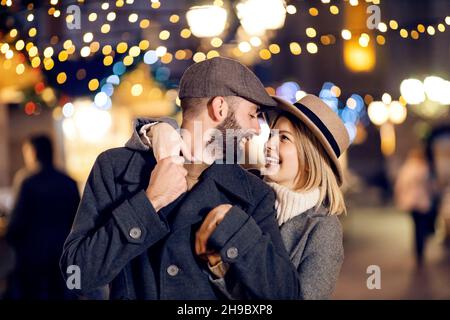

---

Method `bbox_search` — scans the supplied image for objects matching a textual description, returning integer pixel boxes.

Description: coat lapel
[170,162,255,231]
[117,152,255,230]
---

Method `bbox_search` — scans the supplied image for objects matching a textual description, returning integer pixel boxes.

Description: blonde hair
[273,113,346,215]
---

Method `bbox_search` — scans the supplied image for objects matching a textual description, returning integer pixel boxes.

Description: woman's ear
[208,96,228,122]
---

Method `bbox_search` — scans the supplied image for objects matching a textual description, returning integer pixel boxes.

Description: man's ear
[208,96,228,123]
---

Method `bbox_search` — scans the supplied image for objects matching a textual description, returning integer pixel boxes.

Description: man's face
[208,97,263,163]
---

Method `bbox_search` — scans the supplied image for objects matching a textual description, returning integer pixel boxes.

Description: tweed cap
[179,57,276,107]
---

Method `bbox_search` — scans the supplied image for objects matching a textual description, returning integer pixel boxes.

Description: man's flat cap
[179,57,276,107]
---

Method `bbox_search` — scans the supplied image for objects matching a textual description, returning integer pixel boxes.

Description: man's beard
[206,110,252,164]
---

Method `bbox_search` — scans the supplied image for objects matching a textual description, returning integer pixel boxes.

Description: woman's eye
[281,135,290,142]
[249,113,257,119]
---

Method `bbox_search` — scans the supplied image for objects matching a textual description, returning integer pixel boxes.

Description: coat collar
[120,150,156,185]
[120,151,254,206]
[201,162,253,206]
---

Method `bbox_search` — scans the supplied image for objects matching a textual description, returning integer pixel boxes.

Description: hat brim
[271,96,344,186]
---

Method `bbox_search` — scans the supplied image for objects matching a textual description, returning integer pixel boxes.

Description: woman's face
[264,116,300,189]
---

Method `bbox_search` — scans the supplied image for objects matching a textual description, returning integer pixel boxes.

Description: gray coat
[279,206,343,299]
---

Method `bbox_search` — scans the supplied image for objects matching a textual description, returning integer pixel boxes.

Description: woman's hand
[151,122,192,162]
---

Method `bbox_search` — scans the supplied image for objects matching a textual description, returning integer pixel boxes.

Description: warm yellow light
[286,5,296,15]
[207,50,220,59]
[15,40,25,51]
[107,12,116,21]
[102,45,112,55]
[211,37,223,48]
[80,46,91,57]
[129,13,138,23]
[57,72,67,84]
[344,42,376,72]
[28,46,38,57]
[131,84,143,96]
[58,50,68,61]
[155,46,167,57]
[139,40,149,50]
[309,8,319,16]
[259,49,271,60]
[180,28,192,38]
[306,42,318,54]
[186,5,227,38]
[89,13,97,22]
[28,28,37,37]
[123,55,133,66]
[389,20,398,30]
[16,63,25,75]
[341,29,352,40]
[159,30,170,40]
[306,27,317,38]
[83,32,94,43]
[63,40,73,50]
[175,50,187,60]
[238,41,251,53]
[140,19,150,29]
[88,79,99,91]
[376,35,386,45]
[103,55,113,66]
[417,24,425,33]
[378,22,387,32]
[330,5,339,15]
[117,42,128,54]
[101,24,111,33]
[9,28,17,37]
[44,58,54,70]
[193,52,206,62]
[169,14,180,23]
[129,46,140,57]
[269,44,280,54]
[43,47,54,58]
[400,29,408,38]
[289,42,301,55]
[161,53,173,64]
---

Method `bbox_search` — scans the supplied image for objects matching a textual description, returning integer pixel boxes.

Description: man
[60,57,300,299]
[6,135,80,299]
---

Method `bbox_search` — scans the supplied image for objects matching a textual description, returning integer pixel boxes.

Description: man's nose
[252,119,261,135]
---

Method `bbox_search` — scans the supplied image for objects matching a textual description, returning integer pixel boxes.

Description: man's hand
[151,122,192,162]
[146,156,187,212]
[195,204,233,258]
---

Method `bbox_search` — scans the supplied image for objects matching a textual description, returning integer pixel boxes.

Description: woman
[131,94,349,299]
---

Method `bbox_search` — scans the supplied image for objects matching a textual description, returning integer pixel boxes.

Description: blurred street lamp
[400,76,450,119]
[368,99,407,156]
[236,0,286,36]
[186,5,228,38]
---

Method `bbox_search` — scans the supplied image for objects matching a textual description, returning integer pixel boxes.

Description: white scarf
[266,182,320,226]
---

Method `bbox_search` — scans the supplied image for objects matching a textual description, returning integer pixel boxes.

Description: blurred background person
[395,146,439,266]
[4,134,80,299]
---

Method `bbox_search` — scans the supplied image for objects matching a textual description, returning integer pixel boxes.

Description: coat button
[129,227,142,239]
[226,247,239,259]
[167,265,179,276]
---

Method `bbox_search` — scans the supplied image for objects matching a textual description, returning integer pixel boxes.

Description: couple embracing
[61,57,349,300]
